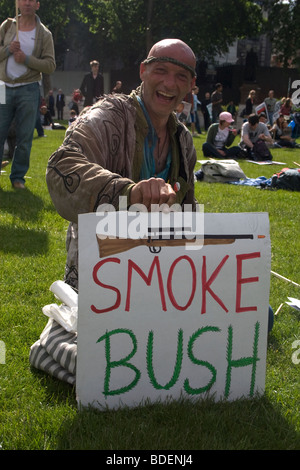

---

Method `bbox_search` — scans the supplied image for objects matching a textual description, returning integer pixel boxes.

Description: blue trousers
[0,82,40,185]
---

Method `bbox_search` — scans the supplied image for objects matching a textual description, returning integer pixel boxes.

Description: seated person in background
[68,109,78,127]
[202,112,242,159]
[258,112,268,126]
[258,112,274,143]
[280,97,293,118]
[40,105,53,127]
[271,114,300,148]
[240,113,273,158]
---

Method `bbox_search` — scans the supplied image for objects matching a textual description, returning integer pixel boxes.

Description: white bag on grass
[42,304,77,333]
[29,280,78,385]
[201,159,246,183]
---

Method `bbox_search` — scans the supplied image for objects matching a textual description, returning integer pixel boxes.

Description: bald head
[143,39,196,77]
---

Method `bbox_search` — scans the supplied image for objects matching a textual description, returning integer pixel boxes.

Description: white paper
[286,297,300,312]
[246,160,286,165]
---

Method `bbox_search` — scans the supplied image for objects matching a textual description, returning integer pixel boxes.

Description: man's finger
[130,178,176,210]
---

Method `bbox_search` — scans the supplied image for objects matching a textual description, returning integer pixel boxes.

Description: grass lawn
[0,125,299,450]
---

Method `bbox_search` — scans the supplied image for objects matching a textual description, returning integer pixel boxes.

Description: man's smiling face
[140,60,195,123]
[139,39,196,124]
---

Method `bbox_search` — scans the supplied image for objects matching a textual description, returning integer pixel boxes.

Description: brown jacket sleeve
[46,96,136,223]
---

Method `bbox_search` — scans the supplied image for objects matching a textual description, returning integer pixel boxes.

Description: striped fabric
[29,318,77,385]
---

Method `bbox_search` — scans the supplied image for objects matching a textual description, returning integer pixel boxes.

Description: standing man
[46,38,197,289]
[264,90,277,125]
[46,89,55,116]
[0,0,55,189]
[56,88,65,120]
[211,82,223,123]
[201,91,211,131]
[80,60,104,107]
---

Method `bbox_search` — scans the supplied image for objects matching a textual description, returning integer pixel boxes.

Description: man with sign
[46,38,198,289]
[31,40,272,399]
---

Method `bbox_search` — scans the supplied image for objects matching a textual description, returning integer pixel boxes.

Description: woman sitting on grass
[202,111,244,159]
[271,114,300,148]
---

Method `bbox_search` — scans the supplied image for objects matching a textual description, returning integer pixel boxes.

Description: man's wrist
[6,46,12,56]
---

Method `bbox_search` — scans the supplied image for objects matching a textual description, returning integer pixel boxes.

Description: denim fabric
[0,82,39,184]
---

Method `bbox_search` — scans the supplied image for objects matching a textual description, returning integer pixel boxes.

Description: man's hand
[130,178,177,211]
[9,40,20,54]
[13,49,26,64]
[258,133,272,144]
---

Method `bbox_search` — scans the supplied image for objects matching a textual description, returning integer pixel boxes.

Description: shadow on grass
[53,395,300,450]
[30,367,300,450]
[0,185,44,222]
[0,224,48,255]
[30,367,77,406]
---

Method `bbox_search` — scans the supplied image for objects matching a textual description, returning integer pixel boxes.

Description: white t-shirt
[214,127,229,149]
[6,28,36,81]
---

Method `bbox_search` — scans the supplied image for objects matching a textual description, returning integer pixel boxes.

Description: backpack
[252,140,273,161]
[271,168,300,191]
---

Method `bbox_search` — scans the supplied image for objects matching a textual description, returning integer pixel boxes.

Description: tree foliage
[0,0,298,70]
[76,0,264,66]
[263,0,300,69]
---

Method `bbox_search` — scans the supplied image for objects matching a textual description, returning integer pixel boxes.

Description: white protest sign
[255,102,269,123]
[76,211,271,409]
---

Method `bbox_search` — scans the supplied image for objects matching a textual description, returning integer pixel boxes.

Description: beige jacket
[46,90,197,287]
[0,15,55,84]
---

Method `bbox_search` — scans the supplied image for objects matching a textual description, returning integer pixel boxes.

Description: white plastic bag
[50,280,78,308]
[42,281,78,333]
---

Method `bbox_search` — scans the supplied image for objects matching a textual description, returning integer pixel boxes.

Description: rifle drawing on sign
[96,226,259,258]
